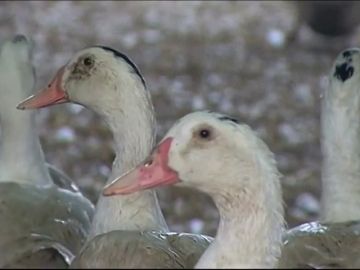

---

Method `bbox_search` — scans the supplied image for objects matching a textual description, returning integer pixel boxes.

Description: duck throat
[195,176,284,268]
[88,92,168,239]
[0,111,52,186]
[320,88,360,222]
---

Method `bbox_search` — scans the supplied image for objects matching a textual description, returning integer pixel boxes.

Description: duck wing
[46,163,80,193]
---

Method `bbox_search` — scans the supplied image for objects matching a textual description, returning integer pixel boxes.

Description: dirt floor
[1,1,360,236]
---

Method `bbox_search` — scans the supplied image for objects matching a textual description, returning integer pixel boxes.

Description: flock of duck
[0,33,359,268]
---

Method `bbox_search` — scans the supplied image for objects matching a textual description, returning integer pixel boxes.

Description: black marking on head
[12,34,27,44]
[205,110,239,124]
[333,49,359,82]
[95,46,146,89]
[334,62,354,82]
[342,49,358,58]
[218,115,239,124]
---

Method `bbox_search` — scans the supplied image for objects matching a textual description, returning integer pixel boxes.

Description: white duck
[279,48,360,268]
[17,46,212,268]
[0,35,94,268]
[0,36,80,193]
[103,111,285,268]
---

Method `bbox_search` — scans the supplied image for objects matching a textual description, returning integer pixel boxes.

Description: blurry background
[1,1,360,236]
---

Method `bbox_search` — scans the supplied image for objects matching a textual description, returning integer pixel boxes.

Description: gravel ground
[1,1,360,236]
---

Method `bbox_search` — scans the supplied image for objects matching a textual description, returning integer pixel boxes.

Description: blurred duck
[0,35,80,192]
[295,1,360,37]
[17,46,212,268]
[0,35,94,268]
[103,111,285,268]
[279,48,360,268]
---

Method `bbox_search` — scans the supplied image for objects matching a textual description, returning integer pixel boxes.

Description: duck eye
[144,159,153,167]
[199,129,211,139]
[83,57,94,67]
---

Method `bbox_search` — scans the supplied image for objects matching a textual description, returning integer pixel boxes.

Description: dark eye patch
[69,55,94,80]
[83,57,94,67]
[193,124,215,142]
[199,129,211,139]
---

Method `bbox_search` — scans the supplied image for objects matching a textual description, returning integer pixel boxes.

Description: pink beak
[17,66,69,110]
[103,137,179,196]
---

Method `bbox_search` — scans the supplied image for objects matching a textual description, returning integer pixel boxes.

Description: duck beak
[17,66,69,110]
[103,137,179,196]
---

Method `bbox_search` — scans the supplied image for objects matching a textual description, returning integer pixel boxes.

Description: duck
[278,48,360,268]
[103,111,285,268]
[0,35,79,193]
[294,1,360,37]
[0,34,94,268]
[17,46,212,268]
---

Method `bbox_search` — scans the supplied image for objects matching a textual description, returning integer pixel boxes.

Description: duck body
[18,46,212,268]
[279,221,360,268]
[0,182,93,268]
[71,231,212,268]
[0,35,94,268]
[46,163,81,193]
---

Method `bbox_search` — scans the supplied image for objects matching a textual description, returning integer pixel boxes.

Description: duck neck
[88,85,168,239]
[196,173,284,268]
[320,85,360,222]
[0,110,52,186]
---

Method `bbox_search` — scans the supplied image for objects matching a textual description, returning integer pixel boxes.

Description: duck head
[17,46,146,113]
[103,111,272,197]
[0,34,35,105]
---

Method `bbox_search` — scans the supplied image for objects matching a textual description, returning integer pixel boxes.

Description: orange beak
[103,137,179,196]
[17,66,69,110]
